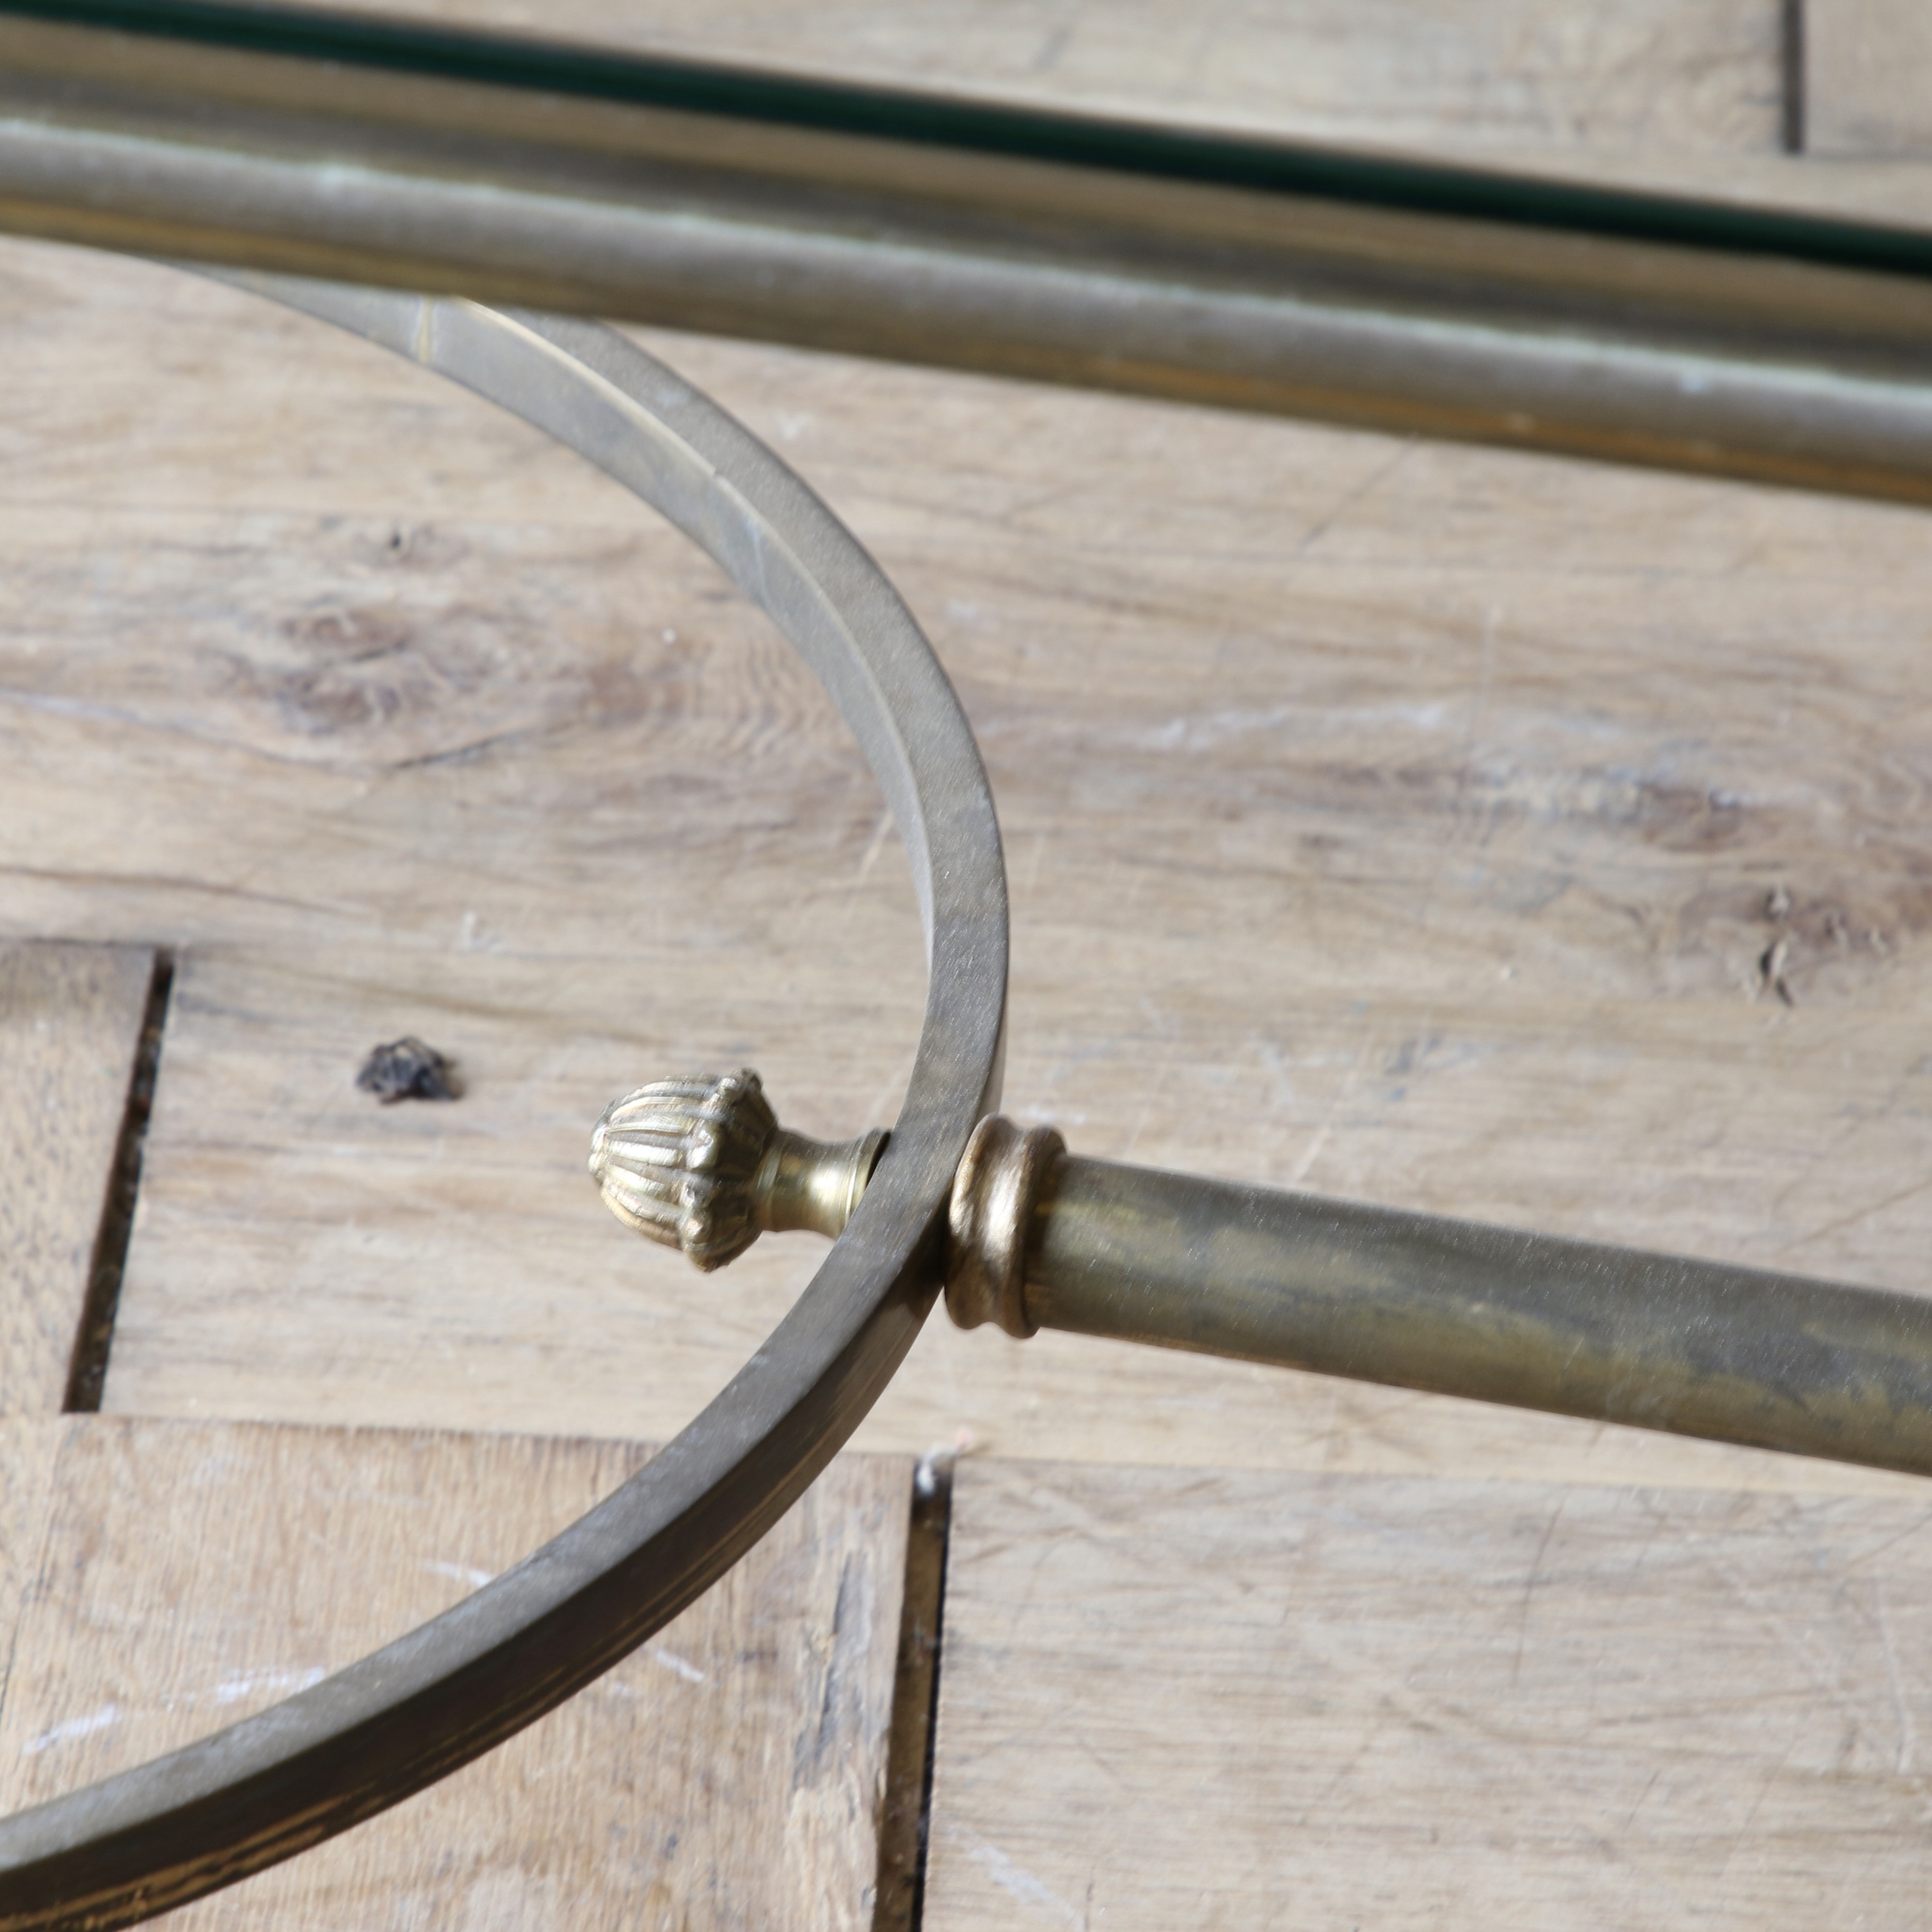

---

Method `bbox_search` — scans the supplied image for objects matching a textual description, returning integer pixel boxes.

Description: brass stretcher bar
[5,0,1932,500]
[596,1078,1932,1483]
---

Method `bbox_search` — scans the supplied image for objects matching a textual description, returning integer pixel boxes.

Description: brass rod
[8,11,1932,500]
[598,1091,1932,1484]
[1022,1152,1932,1478]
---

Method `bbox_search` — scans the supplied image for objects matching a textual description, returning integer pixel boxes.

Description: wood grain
[246,0,1787,156]
[1803,0,1932,155]
[928,1456,1932,1930]
[100,949,1932,1497]
[7,22,1932,1929]
[0,1417,911,1929]
[0,1415,61,1826]
[0,943,153,1414]
[13,7,1932,1925]
[1,240,1921,1491]
[0,1417,62,1703]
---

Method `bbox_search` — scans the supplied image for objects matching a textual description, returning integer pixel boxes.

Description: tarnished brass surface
[7,7,1932,498]
[625,1086,1932,1482]
[944,1114,1066,1340]
[590,1070,887,1268]
[1024,1153,1932,1480]
[756,1124,891,1245]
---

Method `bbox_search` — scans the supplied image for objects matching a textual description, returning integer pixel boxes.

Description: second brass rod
[1026,1155,1932,1477]
[11,15,1932,502]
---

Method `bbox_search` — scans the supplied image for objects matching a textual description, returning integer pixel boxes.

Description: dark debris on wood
[356,1035,460,1104]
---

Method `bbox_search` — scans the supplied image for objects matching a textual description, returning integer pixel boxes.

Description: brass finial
[589,1070,888,1271]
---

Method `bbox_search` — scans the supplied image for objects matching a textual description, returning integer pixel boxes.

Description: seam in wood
[63,950,173,1414]
[1782,0,1805,154]
[872,1455,954,1932]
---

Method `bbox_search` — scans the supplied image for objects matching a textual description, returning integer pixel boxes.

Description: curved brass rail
[0,278,1009,1930]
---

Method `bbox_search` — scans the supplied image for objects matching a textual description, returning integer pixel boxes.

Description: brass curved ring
[0,275,1009,1930]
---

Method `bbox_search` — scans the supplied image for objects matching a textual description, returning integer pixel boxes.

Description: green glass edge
[11,0,1932,280]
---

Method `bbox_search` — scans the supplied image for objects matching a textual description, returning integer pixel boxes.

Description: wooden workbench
[4,3,1931,1925]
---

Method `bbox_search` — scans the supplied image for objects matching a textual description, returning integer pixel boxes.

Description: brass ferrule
[942,1115,1066,1339]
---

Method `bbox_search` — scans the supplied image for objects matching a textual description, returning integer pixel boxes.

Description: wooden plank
[0,241,1916,1491]
[0,943,154,1414]
[0,1417,911,1926]
[1803,0,1932,156]
[0,1417,62,1700]
[248,0,1787,156]
[0,1415,62,1814]
[927,1456,1932,1930]
[5,34,1932,1928]
[10,20,1932,1927]
[101,949,1932,1497]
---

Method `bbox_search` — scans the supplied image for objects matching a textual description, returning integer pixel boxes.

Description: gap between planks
[0,940,158,1419]
[63,948,173,1413]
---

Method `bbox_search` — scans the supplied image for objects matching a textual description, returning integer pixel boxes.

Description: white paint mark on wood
[23,1702,119,1756]
[423,1558,496,1590]
[211,1667,324,1707]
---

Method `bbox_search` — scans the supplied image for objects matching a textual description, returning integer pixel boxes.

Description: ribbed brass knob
[589,1070,888,1271]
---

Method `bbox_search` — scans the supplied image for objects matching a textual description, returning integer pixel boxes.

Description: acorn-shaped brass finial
[589,1070,887,1271]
